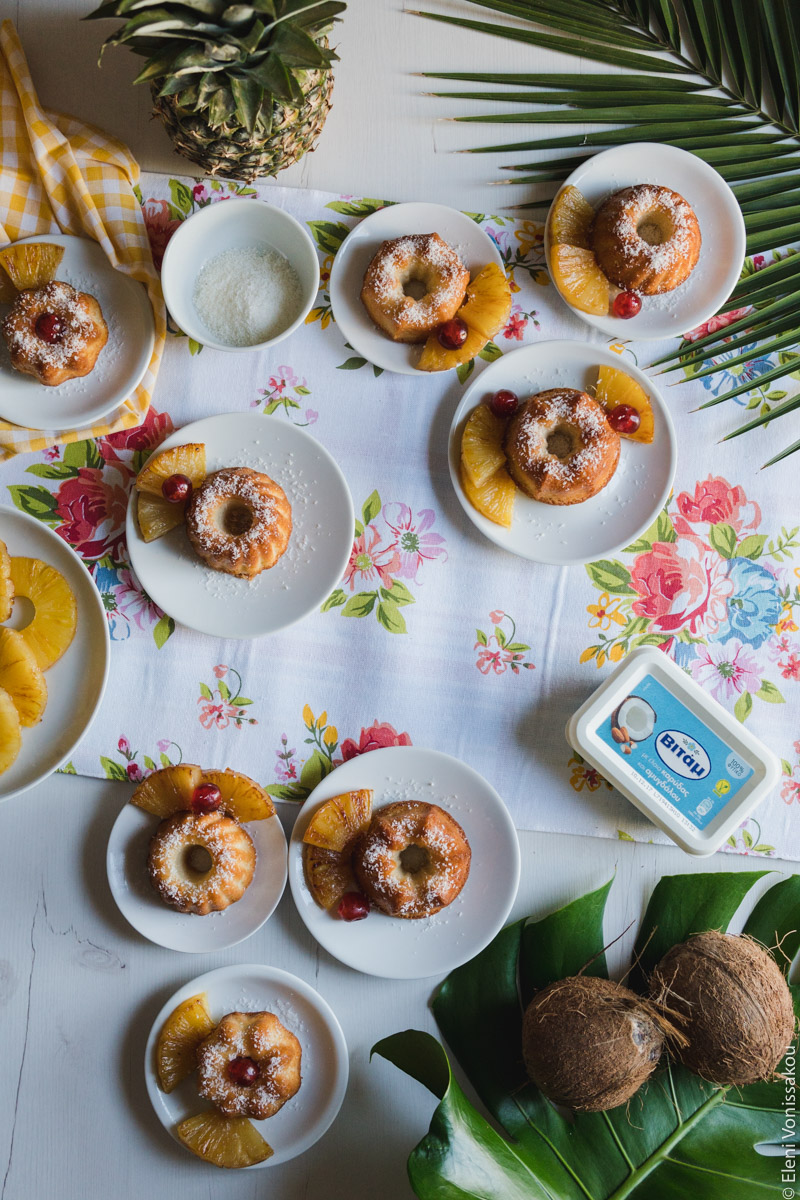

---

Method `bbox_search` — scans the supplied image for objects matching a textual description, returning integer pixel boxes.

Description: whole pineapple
[88,0,346,182]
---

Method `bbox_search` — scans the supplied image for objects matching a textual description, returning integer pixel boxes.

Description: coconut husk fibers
[521,975,670,1112]
[649,931,796,1086]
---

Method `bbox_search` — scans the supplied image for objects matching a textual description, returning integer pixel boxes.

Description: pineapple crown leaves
[87,0,345,133]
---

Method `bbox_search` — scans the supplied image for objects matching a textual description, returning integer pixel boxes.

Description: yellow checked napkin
[0,20,165,457]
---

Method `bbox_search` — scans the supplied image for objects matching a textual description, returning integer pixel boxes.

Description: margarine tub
[566,646,781,856]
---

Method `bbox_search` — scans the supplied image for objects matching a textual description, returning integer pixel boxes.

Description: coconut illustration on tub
[609,694,656,755]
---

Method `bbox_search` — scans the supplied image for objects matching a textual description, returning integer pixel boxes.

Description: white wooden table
[0,3,794,1198]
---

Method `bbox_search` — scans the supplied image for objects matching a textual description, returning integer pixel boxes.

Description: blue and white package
[566,647,780,856]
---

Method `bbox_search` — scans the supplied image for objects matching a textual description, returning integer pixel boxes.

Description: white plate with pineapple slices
[125,411,354,639]
[328,201,505,375]
[544,142,746,341]
[107,765,288,952]
[0,234,156,431]
[449,341,677,566]
[0,505,109,801]
[288,746,520,980]
[144,964,349,1169]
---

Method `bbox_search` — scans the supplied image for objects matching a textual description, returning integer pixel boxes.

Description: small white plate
[107,804,288,952]
[544,142,746,341]
[328,201,503,375]
[288,746,520,980]
[449,341,677,566]
[0,505,109,801]
[125,412,354,639]
[144,964,349,1168]
[0,235,155,431]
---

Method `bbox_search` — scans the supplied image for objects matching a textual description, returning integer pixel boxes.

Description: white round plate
[0,505,109,801]
[125,412,354,639]
[328,201,503,375]
[144,964,349,1168]
[544,143,746,341]
[0,234,155,430]
[449,341,677,566]
[107,804,287,952]
[289,746,520,980]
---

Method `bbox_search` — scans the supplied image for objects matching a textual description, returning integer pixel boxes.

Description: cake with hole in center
[592,184,701,295]
[503,388,620,506]
[185,466,292,578]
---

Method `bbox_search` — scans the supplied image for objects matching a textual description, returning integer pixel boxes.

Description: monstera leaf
[415,0,800,463]
[374,870,800,1199]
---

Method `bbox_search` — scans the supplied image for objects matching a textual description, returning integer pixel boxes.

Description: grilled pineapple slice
[135,443,206,497]
[0,628,47,726]
[177,1111,273,1169]
[9,557,77,669]
[595,364,655,443]
[549,185,595,250]
[303,843,358,910]
[137,492,186,543]
[0,271,15,305]
[0,540,13,622]
[0,687,22,775]
[418,263,511,372]
[130,763,203,816]
[302,789,373,853]
[550,245,609,316]
[0,242,65,290]
[201,768,274,822]
[460,462,515,529]
[461,405,508,489]
[156,992,216,1093]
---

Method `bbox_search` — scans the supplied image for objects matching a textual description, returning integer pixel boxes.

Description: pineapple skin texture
[151,68,334,182]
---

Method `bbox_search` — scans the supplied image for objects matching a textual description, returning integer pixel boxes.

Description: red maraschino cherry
[162,473,192,504]
[490,389,519,417]
[612,291,642,319]
[337,891,370,921]
[35,312,65,343]
[191,782,222,814]
[607,404,641,435]
[437,317,469,350]
[228,1056,260,1086]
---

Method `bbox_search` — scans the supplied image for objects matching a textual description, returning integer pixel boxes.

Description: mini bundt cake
[147,810,256,915]
[197,1011,302,1119]
[185,466,292,578]
[1,280,108,385]
[361,233,469,343]
[592,184,701,295]
[504,388,620,506]
[353,800,471,919]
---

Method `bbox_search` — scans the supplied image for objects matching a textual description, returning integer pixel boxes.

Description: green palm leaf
[374,870,798,1200]
[416,0,800,463]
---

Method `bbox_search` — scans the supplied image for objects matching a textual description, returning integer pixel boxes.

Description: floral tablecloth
[5,173,800,861]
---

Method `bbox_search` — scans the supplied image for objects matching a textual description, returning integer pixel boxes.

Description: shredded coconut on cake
[193,244,303,346]
[2,280,100,368]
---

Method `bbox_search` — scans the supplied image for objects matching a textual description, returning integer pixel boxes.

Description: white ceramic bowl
[160,198,319,351]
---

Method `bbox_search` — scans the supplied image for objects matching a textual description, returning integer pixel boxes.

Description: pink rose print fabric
[6,174,799,866]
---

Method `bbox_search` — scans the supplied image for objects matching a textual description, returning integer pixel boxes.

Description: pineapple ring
[0,540,14,623]
[0,627,47,727]
[0,686,22,776]
[8,557,77,670]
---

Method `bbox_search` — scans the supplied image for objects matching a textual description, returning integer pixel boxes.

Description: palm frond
[416,0,800,464]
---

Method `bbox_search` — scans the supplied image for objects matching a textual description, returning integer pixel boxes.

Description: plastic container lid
[566,646,781,856]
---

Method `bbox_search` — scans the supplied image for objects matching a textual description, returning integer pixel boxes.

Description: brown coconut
[521,975,669,1112]
[649,931,796,1086]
